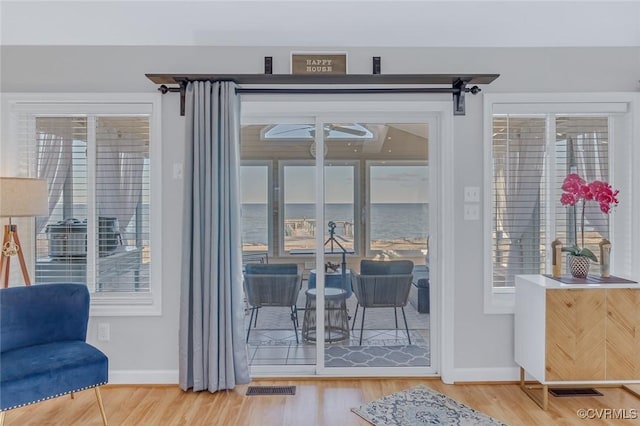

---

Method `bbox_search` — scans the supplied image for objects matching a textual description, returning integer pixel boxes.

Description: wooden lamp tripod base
[1,223,32,288]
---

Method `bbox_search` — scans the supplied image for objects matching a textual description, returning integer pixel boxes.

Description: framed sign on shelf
[291,52,347,75]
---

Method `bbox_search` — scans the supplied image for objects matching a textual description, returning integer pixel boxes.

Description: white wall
[2,1,639,48]
[1,45,639,382]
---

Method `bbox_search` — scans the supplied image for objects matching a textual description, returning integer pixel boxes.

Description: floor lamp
[0,177,48,287]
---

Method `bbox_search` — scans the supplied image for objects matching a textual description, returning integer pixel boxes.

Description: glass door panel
[322,121,431,372]
[241,123,317,368]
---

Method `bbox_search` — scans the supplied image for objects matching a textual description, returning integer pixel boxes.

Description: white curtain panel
[96,138,144,233]
[36,134,72,233]
[572,134,610,237]
[179,80,250,392]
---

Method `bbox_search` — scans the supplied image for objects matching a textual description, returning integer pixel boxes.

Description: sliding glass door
[319,119,431,374]
[240,102,438,376]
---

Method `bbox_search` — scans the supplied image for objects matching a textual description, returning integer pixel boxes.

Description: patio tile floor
[245,288,430,367]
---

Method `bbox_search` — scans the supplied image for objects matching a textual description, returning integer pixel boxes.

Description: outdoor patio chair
[351,259,414,345]
[243,263,302,343]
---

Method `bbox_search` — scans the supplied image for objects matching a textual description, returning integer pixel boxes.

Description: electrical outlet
[464,204,480,221]
[464,186,480,202]
[97,323,110,342]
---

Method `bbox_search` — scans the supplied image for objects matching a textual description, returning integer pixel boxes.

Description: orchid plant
[559,173,619,262]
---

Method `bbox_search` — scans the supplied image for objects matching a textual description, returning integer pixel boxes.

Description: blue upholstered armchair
[0,283,109,425]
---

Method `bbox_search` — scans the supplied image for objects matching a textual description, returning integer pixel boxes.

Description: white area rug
[352,385,508,426]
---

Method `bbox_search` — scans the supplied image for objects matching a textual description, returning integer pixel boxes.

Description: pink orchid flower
[560,173,619,261]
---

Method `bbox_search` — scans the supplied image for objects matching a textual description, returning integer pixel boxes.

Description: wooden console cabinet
[515,274,640,409]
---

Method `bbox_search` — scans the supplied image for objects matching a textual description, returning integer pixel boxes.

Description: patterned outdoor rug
[352,385,508,426]
[325,344,430,367]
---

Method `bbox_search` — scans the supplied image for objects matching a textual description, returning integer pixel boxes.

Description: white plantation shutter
[14,112,151,293]
[492,115,547,287]
[555,117,610,243]
[492,114,611,287]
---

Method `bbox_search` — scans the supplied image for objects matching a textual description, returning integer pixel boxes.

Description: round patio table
[301,287,349,343]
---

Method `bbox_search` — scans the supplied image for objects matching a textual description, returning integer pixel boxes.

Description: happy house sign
[291,53,347,75]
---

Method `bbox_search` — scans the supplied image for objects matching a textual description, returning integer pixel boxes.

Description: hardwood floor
[4,378,640,425]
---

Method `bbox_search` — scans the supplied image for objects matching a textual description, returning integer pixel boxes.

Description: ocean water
[241,203,429,245]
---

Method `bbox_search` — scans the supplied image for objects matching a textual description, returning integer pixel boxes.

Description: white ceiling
[1,1,639,47]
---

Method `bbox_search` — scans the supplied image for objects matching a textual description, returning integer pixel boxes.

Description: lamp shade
[0,177,49,217]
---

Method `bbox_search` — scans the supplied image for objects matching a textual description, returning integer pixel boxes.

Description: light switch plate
[464,186,480,202]
[464,204,480,221]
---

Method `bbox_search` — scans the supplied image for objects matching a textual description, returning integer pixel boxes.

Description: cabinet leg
[519,367,549,410]
[622,385,640,400]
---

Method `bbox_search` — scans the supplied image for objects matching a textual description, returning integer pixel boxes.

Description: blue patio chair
[243,263,302,344]
[351,259,414,345]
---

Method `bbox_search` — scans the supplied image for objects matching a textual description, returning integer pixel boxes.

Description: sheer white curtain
[179,81,250,392]
[36,133,72,232]
[96,138,144,233]
[571,133,610,237]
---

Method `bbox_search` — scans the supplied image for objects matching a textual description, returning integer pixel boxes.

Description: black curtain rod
[159,85,478,95]
[235,87,478,95]
[158,83,480,116]
[149,72,500,115]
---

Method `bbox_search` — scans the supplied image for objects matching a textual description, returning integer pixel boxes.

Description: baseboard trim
[107,367,520,385]
[109,369,179,384]
[452,367,521,383]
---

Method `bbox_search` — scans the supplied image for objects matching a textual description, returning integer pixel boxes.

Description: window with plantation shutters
[7,96,161,313]
[491,114,611,288]
[553,117,611,256]
[491,113,613,288]
[483,95,640,314]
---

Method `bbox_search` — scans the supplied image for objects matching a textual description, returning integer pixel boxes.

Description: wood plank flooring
[4,378,640,425]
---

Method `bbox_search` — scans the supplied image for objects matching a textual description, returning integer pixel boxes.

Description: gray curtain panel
[179,80,250,392]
